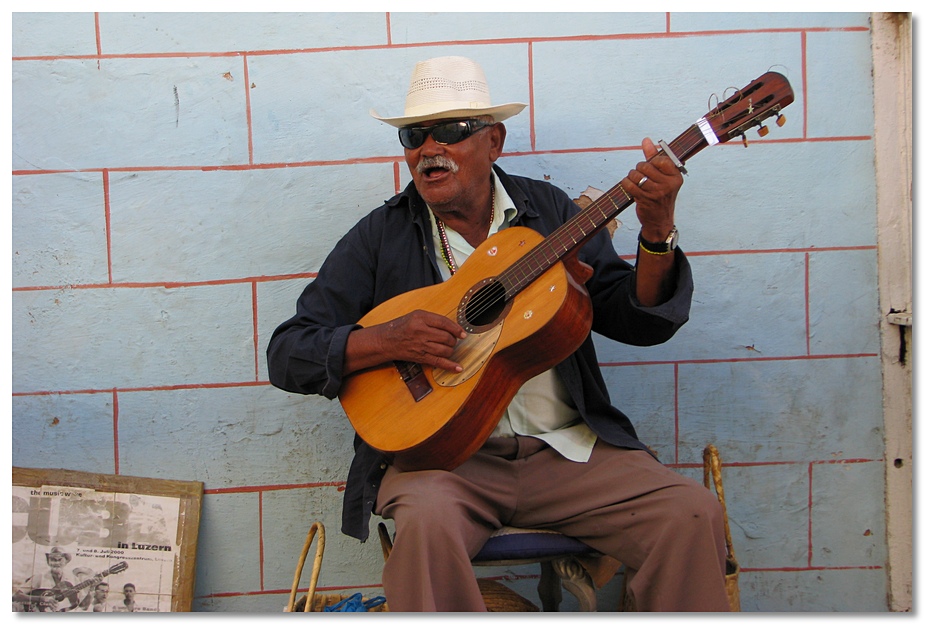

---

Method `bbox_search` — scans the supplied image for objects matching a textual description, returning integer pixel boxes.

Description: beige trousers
[375,436,730,612]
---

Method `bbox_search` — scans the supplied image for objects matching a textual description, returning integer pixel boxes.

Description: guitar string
[429,125,706,327]
[460,78,786,322]
[457,130,697,324]
[492,125,704,295]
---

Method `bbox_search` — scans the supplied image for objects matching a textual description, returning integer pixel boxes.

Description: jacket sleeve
[541,181,694,346]
[583,227,694,346]
[266,227,378,400]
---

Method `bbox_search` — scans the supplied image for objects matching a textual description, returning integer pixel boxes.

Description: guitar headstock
[704,72,795,145]
[110,561,129,575]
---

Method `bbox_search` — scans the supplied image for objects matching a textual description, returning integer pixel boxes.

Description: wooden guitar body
[339,226,592,471]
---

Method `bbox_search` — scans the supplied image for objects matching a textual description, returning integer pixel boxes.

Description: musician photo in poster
[11,484,181,612]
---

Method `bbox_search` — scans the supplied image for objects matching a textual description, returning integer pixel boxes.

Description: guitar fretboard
[495,124,709,301]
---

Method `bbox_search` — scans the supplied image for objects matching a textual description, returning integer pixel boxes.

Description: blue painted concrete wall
[11,12,886,611]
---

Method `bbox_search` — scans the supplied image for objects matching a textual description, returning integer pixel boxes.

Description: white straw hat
[370,56,527,128]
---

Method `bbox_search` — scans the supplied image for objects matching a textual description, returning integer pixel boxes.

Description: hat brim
[370,103,527,128]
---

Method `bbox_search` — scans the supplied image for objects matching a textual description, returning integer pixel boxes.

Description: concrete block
[600,363,677,461]
[261,487,385,592]
[107,164,394,283]
[12,283,255,393]
[389,12,665,44]
[12,393,116,474]
[97,12,388,54]
[675,142,877,251]
[740,568,888,611]
[12,12,98,56]
[806,31,875,137]
[714,463,811,569]
[594,252,807,364]
[809,249,880,355]
[677,357,884,463]
[13,57,250,170]
[531,33,804,151]
[670,11,872,32]
[116,385,356,489]
[12,172,108,288]
[193,492,261,597]
[811,460,886,567]
[256,279,314,382]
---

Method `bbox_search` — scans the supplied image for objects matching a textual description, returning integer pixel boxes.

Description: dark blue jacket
[267,165,693,541]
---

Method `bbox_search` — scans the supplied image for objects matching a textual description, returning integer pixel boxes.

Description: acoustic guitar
[339,71,795,472]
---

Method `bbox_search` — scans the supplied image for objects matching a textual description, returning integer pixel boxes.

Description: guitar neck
[59,567,116,597]
[499,125,709,296]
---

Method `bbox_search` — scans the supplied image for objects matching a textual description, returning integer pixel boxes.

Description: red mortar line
[673,363,680,463]
[251,282,260,381]
[600,352,878,368]
[11,273,317,293]
[620,244,877,262]
[198,460,884,496]
[9,244,876,294]
[392,161,401,194]
[9,135,871,180]
[807,460,814,565]
[205,480,346,496]
[204,581,384,601]
[243,54,254,166]
[103,170,113,283]
[527,44,536,152]
[12,380,270,398]
[12,155,403,177]
[685,245,877,257]
[670,457,882,471]
[12,24,870,63]
[111,389,120,475]
[93,14,102,57]
[11,352,876,398]
[258,491,265,591]
[802,32,809,138]
[804,252,812,355]
[740,565,882,573]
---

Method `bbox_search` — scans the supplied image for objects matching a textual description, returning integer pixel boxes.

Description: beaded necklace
[434,183,495,276]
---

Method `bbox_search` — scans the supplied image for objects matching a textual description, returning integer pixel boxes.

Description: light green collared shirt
[426,175,597,462]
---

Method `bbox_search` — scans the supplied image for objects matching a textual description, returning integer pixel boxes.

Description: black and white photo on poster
[12,484,181,612]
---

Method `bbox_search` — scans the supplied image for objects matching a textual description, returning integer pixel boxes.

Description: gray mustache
[416,155,459,174]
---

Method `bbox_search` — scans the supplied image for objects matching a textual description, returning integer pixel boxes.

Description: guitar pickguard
[432,321,504,387]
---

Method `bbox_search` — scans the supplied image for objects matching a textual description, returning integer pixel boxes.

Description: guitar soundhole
[460,279,509,332]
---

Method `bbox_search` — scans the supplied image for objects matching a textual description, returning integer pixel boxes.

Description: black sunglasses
[398,119,494,150]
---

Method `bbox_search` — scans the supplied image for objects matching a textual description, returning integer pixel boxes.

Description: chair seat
[471,526,603,611]
[473,526,599,563]
[376,522,607,611]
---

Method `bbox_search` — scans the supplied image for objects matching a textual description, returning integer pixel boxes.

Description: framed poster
[12,467,203,613]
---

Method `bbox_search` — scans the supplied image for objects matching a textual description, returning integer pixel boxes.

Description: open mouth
[418,155,459,179]
[424,165,449,178]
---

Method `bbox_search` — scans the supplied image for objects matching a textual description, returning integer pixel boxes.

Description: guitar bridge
[394,360,432,402]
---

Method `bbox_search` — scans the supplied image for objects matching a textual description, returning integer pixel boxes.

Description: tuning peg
[776,113,786,127]
[742,135,749,148]
[757,124,770,137]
